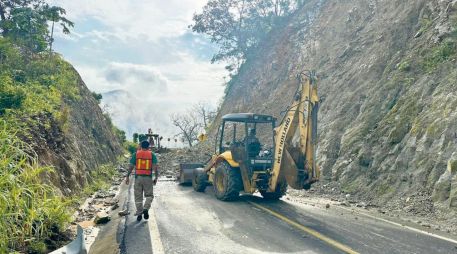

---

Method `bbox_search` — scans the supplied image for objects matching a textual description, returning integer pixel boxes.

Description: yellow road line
[248,201,359,254]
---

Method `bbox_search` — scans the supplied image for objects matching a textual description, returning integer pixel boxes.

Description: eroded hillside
[0,39,123,195]
[217,0,457,211]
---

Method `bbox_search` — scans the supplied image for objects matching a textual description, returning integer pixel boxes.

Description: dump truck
[184,71,320,200]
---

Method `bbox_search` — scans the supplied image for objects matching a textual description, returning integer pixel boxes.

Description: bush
[0,76,26,114]
[124,141,138,155]
[422,40,456,73]
[84,164,119,195]
[91,91,103,103]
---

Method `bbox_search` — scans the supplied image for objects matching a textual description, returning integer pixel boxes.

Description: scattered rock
[78,221,95,229]
[325,203,330,209]
[356,202,367,208]
[111,203,119,210]
[95,190,116,199]
[118,210,130,216]
[340,201,350,207]
[421,223,431,228]
[104,197,119,206]
[94,212,111,224]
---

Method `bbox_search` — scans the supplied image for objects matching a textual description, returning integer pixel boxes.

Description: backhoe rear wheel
[213,162,242,201]
[192,169,207,192]
[260,181,288,200]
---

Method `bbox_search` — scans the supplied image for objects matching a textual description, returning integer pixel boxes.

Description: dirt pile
[157,140,214,177]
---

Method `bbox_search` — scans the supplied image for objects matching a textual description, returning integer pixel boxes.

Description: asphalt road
[112,178,457,254]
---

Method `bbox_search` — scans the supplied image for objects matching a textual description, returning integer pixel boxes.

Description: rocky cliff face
[28,69,123,195]
[217,0,457,210]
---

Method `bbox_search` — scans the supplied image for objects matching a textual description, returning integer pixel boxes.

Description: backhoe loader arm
[268,71,320,192]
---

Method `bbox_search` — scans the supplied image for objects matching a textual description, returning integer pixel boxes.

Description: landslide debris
[212,0,457,231]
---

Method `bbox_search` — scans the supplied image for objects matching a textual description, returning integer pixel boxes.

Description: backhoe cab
[191,72,320,201]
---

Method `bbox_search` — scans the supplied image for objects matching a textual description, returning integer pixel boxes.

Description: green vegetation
[421,39,456,73]
[417,17,433,36]
[0,2,127,252]
[133,133,139,143]
[91,91,103,103]
[0,37,81,139]
[124,141,138,155]
[0,2,78,251]
[191,0,302,72]
[397,59,411,72]
[0,0,73,55]
[83,164,119,196]
[0,117,122,252]
[0,121,71,253]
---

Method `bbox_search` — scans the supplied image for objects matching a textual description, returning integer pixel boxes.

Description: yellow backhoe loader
[187,71,320,200]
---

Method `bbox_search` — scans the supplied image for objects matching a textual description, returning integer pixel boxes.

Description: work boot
[143,209,149,220]
[136,214,142,222]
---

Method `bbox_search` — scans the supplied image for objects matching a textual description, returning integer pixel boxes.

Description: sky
[50,0,227,144]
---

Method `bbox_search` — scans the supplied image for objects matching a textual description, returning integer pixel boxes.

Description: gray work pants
[134,176,154,215]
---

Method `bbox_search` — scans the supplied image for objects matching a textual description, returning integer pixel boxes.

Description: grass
[0,120,123,253]
[0,121,71,253]
[0,38,81,139]
[0,38,124,253]
[421,40,456,73]
[83,164,119,196]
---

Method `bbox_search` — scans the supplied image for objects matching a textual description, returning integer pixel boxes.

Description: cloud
[50,0,228,145]
[100,89,174,139]
[50,0,209,40]
[73,58,225,140]
[104,62,168,92]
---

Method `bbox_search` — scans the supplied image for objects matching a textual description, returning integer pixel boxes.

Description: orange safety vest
[135,150,154,176]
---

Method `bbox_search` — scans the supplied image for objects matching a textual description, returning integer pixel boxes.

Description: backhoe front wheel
[193,168,207,192]
[213,162,242,201]
[260,181,288,200]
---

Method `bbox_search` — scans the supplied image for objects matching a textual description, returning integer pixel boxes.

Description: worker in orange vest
[126,140,159,221]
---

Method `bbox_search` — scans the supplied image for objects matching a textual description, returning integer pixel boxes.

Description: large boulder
[432,169,451,202]
[435,158,457,208]
[449,160,457,208]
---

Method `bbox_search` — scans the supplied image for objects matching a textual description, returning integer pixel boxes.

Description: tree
[191,0,298,71]
[171,112,201,147]
[91,91,103,103]
[0,0,73,53]
[133,133,139,143]
[193,102,217,129]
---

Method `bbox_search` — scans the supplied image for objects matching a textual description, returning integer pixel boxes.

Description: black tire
[260,181,288,200]
[193,169,207,192]
[213,162,243,201]
[178,171,185,185]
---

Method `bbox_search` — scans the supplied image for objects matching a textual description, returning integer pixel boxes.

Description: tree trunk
[0,3,8,36]
[185,133,193,147]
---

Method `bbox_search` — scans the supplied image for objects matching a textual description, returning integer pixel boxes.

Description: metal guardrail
[50,225,87,254]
